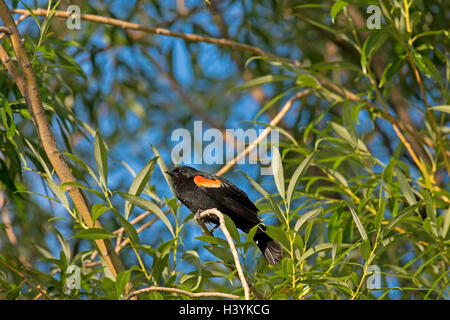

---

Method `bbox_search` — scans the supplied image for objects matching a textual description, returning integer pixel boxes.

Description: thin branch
[11,8,284,61]
[0,258,52,300]
[195,208,250,300]
[215,90,311,176]
[125,286,239,300]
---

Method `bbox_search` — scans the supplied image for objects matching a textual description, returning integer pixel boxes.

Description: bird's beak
[165,171,175,177]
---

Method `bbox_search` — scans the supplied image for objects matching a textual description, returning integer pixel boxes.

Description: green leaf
[238,170,286,224]
[152,145,175,196]
[254,87,299,121]
[113,209,139,246]
[74,228,116,240]
[330,0,349,23]
[294,207,322,232]
[359,238,371,261]
[361,30,388,74]
[64,152,99,185]
[379,57,404,87]
[223,214,240,245]
[117,192,174,237]
[296,74,320,88]
[332,228,343,261]
[440,207,450,239]
[430,105,450,114]
[195,236,229,247]
[271,146,285,200]
[411,50,443,87]
[115,269,132,298]
[287,153,314,209]
[92,203,110,223]
[244,224,260,253]
[46,178,69,210]
[94,130,108,186]
[383,202,422,237]
[265,226,289,249]
[232,74,293,91]
[375,197,386,232]
[349,206,368,241]
[125,157,158,219]
[395,169,416,206]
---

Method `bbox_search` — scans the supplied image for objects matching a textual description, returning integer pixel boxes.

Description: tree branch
[11,8,284,62]
[125,286,238,300]
[195,208,250,300]
[215,90,311,176]
[0,1,129,290]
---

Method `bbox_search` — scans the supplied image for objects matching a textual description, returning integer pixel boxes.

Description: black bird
[166,165,282,266]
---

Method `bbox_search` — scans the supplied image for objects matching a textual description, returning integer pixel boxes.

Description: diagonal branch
[0,0,128,289]
[195,208,250,300]
[215,90,311,177]
[11,8,285,61]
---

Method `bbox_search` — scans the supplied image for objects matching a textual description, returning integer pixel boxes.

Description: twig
[215,90,311,176]
[125,286,239,300]
[195,208,250,300]
[0,258,52,300]
[11,8,284,61]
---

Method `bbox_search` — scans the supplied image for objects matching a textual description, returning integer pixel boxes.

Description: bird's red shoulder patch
[193,175,222,188]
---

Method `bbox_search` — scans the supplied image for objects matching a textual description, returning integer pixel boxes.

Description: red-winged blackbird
[166,165,282,266]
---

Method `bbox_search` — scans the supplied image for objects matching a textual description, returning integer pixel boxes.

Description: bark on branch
[195,208,250,300]
[0,0,128,288]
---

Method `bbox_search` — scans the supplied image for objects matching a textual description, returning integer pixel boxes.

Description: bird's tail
[254,232,282,266]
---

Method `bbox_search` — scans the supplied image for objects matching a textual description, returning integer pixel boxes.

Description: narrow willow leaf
[383,202,422,237]
[115,270,132,298]
[294,208,322,232]
[430,105,450,114]
[113,209,139,246]
[254,87,299,121]
[332,228,343,261]
[361,30,388,74]
[440,207,450,239]
[349,206,368,240]
[117,192,174,237]
[151,145,175,196]
[271,146,285,200]
[379,57,404,87]
[92,203,110,223]
[232,74,293,91]
[375,196,386,232]
[359,238,371,261]
[46,178,69,210]
[330,0,349,23]
[395,169,416,206]
[64,152,99,184]
[286,153,314,209]
[223,215,240,245]
[238,170,286,224]
[296,74,319,88]
[94,130,108,186]
[74,228,116,240]
[125,157,158,219]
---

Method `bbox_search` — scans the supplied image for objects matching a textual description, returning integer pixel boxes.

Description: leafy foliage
[0,0,448,300]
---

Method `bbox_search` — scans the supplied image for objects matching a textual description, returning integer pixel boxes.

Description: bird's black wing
[193,172,261,225]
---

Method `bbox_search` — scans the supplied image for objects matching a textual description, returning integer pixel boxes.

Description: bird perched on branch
[166,165,282,266]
